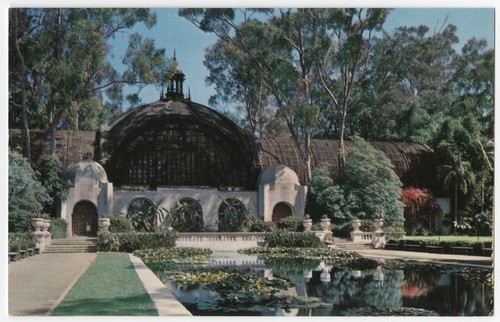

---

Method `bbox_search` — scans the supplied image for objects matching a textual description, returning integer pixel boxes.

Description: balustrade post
[372,218,386,248]
[350,219,363,243]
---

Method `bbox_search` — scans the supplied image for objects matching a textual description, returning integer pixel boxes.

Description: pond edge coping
[129,254,193,316]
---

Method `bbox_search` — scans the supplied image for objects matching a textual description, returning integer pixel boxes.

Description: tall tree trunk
[13,9,31,161]
[49,125,57,157]
[454,180,458,235]
[338,103,348,176]
[305,132,312,184]
[49,8,62,157]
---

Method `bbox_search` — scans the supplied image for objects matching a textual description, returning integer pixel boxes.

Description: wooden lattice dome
[103,98,258,189]
[257,137,438,189]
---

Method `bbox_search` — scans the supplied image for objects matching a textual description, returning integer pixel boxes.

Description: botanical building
[9,68,441,237]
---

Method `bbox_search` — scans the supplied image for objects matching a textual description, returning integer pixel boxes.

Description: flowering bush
[401,188,437,233]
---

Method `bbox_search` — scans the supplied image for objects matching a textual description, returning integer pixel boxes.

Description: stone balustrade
[350,218,386,248]
[176,232,267,251]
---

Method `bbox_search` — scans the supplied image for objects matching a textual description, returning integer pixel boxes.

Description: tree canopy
[9,8,173,159]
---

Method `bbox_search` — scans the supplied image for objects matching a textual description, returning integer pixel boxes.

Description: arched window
[170,198,204,232]
[218,198,247,232]
[272,202,293,226]
[127,198,155,232]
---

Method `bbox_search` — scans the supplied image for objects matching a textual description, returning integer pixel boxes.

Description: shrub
[278,216,304,232]
[249,218,275,232]
[109,215,135,233]
[9,149,50,233]
[217,199,252,232]
[49,218,67,239]
[385,226,406,241]
[8,232,35,252]
[359,219,373,232]
[38,156,70,215]
[169,200,204,232]
[97,229,178,252]
[265,230,322,248]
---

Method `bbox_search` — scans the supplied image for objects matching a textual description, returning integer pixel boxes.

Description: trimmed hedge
[249,218,275,232]
[265,230,321,248]
[98,229,177,252]
[109,215,135,233]
[8,232,36,252]
[386,238,493,256]
[277,216,304,232]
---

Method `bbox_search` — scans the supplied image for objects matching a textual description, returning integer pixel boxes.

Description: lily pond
[135,247,493,316]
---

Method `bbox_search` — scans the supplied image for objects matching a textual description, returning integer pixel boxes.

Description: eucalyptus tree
[348,23,460,144]
[181,8,323,182]
[315,9,389,171]
[449,38,494,138]
[9,8,171,158]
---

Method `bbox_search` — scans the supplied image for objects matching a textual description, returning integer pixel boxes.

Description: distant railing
[177,232,266,243]
[176,232,267,251]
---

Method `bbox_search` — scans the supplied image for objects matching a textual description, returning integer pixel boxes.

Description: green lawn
[52,252,158,316]
[404,235,493,243]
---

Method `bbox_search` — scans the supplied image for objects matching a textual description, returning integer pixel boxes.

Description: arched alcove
[170,198,204,232]
[218,198,247,231]
[127,197,155,232]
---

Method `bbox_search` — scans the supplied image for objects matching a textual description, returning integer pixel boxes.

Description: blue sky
[110,7,495,111]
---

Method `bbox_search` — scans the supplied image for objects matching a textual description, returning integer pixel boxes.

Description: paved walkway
[7,248,493,316]
[353,249,494,268]
[8,253,97,316]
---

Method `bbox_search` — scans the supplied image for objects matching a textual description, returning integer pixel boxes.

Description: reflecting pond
[147,251,493,316]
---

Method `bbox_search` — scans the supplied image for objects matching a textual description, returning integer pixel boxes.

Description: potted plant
[320,215,331,231]
[98,217,111,231]
[32,217,45,232]
[303,215,313,232]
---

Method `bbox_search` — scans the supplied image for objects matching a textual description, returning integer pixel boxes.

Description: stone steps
[44,237,98,253]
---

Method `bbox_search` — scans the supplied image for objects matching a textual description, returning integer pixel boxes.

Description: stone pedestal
[350,219,363,243]
[372,218,385,248]
[204,224,218,232]
[320,217,331,232]
[303,218,313,232]
[42,219,51,245]
[32,218,45,232]
[32,218,51,251]
[98,217,111,232]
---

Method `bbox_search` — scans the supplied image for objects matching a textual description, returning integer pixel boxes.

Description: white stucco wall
[113,187,259,228]
[61,160,113,236]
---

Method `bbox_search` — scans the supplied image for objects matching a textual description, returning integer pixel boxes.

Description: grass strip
[52,252,158,316]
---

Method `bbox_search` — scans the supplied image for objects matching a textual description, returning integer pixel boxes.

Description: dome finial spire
[164,50,185,101]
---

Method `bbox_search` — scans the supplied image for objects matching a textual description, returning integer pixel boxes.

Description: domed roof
[107,99,254,154]
[67,159,108,186]
[258,164,300,186]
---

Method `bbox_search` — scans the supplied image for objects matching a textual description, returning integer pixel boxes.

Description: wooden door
[72,201,98,236]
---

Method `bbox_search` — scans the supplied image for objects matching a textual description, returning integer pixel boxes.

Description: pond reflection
[149,252,493,316]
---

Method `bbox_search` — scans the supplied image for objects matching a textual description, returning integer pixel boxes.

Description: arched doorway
[272,202,293,226]
[72,201,98,236]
